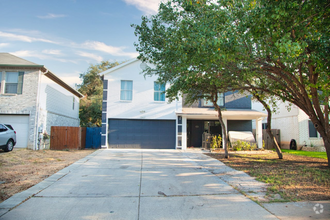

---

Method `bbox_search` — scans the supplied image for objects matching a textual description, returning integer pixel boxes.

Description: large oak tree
[133,0,329,164]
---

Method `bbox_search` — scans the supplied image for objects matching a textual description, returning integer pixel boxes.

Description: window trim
[203,93,224,107]
[0,72,2,94]
[72,97,75,110]
[0,71,24,95]
[308,120,320,138]
[154,82,165,102]
[120,80,133,101]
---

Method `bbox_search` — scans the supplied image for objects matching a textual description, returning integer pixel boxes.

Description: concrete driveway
[0,149,329,219]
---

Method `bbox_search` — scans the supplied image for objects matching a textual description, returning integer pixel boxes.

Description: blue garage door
[108,119,175,149]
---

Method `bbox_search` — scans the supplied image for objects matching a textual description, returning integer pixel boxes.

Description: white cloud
[123,0,163,14]
[81,41,138,58]
[42,49,62,55]
[59,76,82,87]
[11,50,49,60]
[0,31,55,44]
[76,51,103,63]
[37,13,67,19]
[0,43,9,48]
[11,50,77,64]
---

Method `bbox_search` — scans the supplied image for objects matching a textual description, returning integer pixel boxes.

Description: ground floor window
[308,120,319,138]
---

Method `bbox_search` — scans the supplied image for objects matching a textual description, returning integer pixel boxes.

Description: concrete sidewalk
[0,149,329,219]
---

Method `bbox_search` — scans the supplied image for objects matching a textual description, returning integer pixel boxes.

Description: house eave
[43,70,84,98]
[176,108,267,120]
[0,64,44,70]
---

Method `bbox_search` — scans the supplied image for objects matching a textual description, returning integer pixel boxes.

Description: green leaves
[132,0,330,157]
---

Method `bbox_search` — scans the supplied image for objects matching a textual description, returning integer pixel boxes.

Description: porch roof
[176,108,267,120]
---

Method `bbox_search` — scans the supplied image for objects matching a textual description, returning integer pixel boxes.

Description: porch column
[222,118,227,148]
[256,117,263,148]
[182,116,187,150]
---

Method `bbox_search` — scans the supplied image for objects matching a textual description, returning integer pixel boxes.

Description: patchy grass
[206,151,330,202]
[281,149,327,160]
[0,148,96,203]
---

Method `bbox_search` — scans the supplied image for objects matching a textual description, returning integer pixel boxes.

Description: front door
[188,120,205,148]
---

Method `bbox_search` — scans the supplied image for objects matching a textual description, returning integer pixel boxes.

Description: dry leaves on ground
[0,148,95,203]
[206,151,330,202]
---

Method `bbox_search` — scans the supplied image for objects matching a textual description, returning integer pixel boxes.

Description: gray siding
[224,91,251,109]
[182,91,251,109]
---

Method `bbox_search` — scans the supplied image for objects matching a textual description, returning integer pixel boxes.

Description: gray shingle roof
[0,53,42,66]
[0,53,83,98]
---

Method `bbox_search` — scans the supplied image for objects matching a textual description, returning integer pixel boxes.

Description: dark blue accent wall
[224,91,251,109]
[101,80,108,146]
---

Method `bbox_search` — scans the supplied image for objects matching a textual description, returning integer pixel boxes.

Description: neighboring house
[0,53,83,149]
[101,58,266,150]
[252,100,324,149]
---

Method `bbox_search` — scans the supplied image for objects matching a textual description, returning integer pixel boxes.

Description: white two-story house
[101,59,266,150]
[0,53,83,150]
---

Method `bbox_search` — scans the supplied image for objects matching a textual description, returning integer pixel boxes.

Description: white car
[0,124,16,152]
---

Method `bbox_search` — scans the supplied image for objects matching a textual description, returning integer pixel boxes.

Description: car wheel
[4,139,14,152]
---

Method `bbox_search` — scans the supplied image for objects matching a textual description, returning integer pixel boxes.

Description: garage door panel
[108,119,175,149]
[0,115,29,148]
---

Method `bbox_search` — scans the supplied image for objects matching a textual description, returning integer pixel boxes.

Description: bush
[211,135,222,150]
[232,140,257,151]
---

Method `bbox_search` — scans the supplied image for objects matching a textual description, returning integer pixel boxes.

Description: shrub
[211,135,222,150]
[232,140,257,151]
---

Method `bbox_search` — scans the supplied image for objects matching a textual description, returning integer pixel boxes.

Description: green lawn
[281,149,327,160]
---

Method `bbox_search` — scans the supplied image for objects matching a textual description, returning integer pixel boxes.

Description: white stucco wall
[104,60,181,120]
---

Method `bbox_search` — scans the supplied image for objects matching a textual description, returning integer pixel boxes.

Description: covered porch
[175,108,267,150]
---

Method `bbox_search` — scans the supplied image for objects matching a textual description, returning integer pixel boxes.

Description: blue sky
[0,0,162,86]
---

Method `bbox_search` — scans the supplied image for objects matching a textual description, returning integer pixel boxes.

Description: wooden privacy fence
[253,129,281,149]
[50,126,86,150]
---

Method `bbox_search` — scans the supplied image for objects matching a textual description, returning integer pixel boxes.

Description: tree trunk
[214,104,229,158]
[253,93,283,159]
[265,111,283,159]
[266,129,283,159]
[322,136,330,167]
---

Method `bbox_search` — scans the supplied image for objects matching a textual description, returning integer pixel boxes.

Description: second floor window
[204,93,224,107]
[120,80,133,101]
[154,82,165,101]
[2,72,24,94]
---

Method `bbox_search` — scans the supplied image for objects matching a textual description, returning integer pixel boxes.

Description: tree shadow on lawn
[206,152,330,201]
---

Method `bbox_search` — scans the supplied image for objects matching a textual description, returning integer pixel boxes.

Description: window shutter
[17,72,24,94]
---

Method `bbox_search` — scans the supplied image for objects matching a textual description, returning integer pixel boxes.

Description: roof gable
[0,53,83,98]
[0,53,42,67]
[100,58,139,76]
